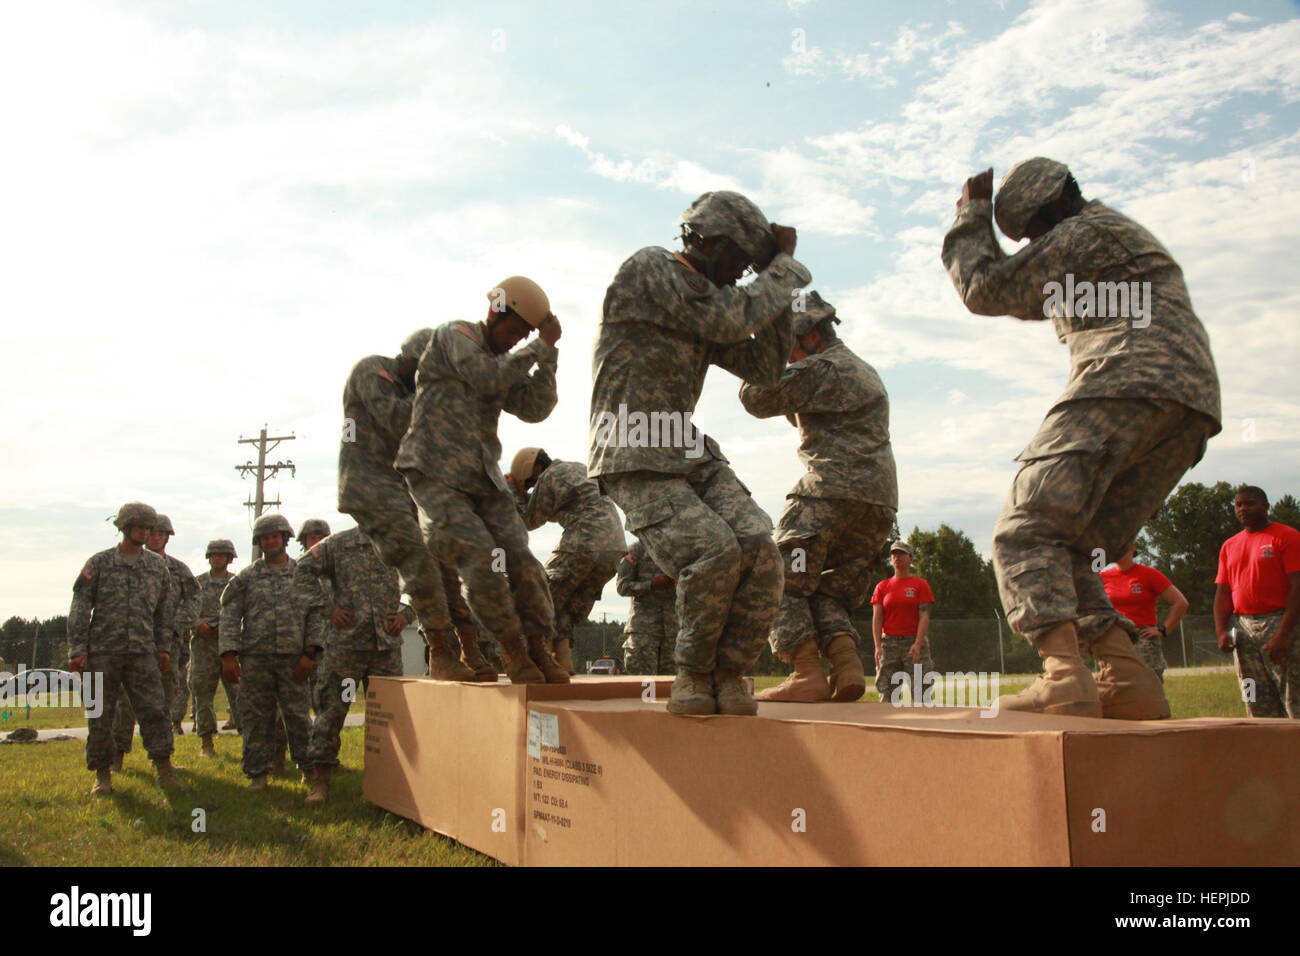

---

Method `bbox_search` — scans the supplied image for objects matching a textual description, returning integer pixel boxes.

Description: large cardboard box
[364,678,1300,866]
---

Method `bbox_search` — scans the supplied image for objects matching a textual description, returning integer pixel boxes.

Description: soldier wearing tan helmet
[740,292,897,702]
[110,512,200,765]
[942,158,1220,719]
[68,502,182,795]
[589,191,809,716]
[191,538,239,755]
[508,446,627,674]
[395,276,569,684]
[338,328,479,683]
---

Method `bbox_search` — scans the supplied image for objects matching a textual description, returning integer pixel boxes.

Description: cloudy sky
[3,0,1298,623]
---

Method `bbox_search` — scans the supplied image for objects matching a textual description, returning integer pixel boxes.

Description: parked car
[587,658,622,675]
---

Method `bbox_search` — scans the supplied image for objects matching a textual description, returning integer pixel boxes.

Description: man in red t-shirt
[870,542,936,702]
[1213,486,1300,718]
[1100,548,1190,683]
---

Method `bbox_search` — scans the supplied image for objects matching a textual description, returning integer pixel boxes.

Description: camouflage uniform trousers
[771,496,895,658]
[188,633,227,738]
[346,493,454,634]
[306,646,403,768]
[405,472,555,645]
[992,398,1215,647]
[602,459,781,677]
[84,652,173,771]
[874,634,935,703]
[1232,610,1296,718]
[112,635,180,753]
[172,632,191,722]
[546,550,623,644]
[1137,634,1167,683]
[622,630,675,675]
[237,653,312,778]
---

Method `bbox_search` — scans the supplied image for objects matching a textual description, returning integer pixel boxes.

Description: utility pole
[236,425,295,559]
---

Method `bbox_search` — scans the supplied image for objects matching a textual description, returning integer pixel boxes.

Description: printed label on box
[527,710,559,758]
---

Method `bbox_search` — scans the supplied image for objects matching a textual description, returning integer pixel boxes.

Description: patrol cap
[889,540,913,556]
[251,512,294,549]
[152,514,175,535]
[488,277,551,328]
[113,502,157,532]
[791,291,840,337]
[298,518,331,540]
[994,157,1071,241]
[205,539,238,559]
[681,190,775,263]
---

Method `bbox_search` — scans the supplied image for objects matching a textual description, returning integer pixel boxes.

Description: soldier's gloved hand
[538,312,562,346]
[331,607,355,629]
[68,655,87,674]
[293,653,314,684]
[158,651,171,672]
[221,653,241,685]
[385,614,406,637]
[651,573,674,592]
[770,224,797,259]
[959,168,994,208]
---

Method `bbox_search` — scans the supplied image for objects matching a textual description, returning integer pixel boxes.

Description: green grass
[1,687,241,732]
[0,727,494,866]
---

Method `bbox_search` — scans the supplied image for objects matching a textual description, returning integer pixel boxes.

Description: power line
[235,424,295,559]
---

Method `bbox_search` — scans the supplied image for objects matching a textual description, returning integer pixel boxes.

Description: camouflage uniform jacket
[396,320,558,495]
[219,557,314,656]
[195,570,234,632]
[739,340,898,508]
[68,546,173,658]
[616,540,677,636]
[519,460,627,554]
[159,552,200,641]
[295,528,412,652]
[588,247,810,478]
[941,198,1221,430]
[339,354,414,513]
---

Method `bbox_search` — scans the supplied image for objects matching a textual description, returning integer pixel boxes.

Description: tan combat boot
[423,628,478,682]
[1090,625,1171,720]
[553,637,576,676]
[823,633,867,702]
[497,628,546,684]
[456,625,499,682]
[996,622,1102,717]
[200,734,216,757]
[305,766,331,806]
[667,669,716,716]
[248,774,268,791]
[527,635,572,684]
[91,769,113,796]
[757,640,831,702]
[715,672,758,716]
[153,758,184,792]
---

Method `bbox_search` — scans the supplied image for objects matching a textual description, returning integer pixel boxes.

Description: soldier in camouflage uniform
[112,513,200,763]
[191,539,239,756]
[739,293,897,702]
[297,526,412,804]
[508,447,627,675]
[298,518,332,711]
[339,330,479,682]
[396,276,568,685]
[942,158,1221,719]
[616,539,678,674]
[219,513,322,789]
[589,191,808,716]
[68,502,181,795]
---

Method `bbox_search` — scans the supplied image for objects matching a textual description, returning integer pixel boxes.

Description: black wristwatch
[1157,624,1167,637]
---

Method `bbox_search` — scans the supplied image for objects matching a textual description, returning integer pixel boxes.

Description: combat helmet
[251,512,294,549]
[205,539,238,559]
[681,190,776,265]
[152,514,175,536]
[994,157,1071,241]
[488,277,551,328]
[510,447,549,486]
[298,518,331,541]
[791,291,841,337]
[113,501,157,532]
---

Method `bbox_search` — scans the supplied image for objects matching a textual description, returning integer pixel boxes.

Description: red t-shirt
[870,576,935,636]
[1099,564,1172,628]
[1216,522,1300,615]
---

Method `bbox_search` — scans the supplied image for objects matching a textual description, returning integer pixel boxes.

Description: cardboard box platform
[363,677,1300,866]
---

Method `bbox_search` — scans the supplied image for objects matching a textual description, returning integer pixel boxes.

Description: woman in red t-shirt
[1098,547,1189,682]
[870,541,936,703]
